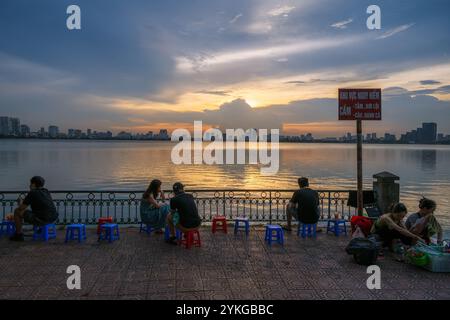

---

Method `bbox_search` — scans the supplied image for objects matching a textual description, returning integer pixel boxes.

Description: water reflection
[421,150,437,171]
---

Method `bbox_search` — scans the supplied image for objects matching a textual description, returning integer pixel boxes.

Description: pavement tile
[1,227,449,300]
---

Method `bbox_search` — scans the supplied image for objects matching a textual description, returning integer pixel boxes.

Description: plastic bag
[345,237,379,265]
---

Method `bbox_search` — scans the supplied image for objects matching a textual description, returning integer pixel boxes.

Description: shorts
[23,210,56,226]
[172,211,180,227]
[171,211,201,229]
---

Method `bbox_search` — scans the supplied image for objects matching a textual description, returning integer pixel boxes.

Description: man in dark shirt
[10,176,58,242]
[284,177,320,231]
[166,182,201,245]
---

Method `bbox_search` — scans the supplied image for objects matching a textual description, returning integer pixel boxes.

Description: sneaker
[9,233,24,242]
[165,236,178,245]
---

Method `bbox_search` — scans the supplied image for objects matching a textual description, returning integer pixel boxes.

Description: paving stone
[1,227,449,300]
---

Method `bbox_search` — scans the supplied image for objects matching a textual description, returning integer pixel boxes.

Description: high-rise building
[421,123,437,144]
[0,116,9,136]
[9,118,20,136]
[48,126,59,138]
[20,125,31,137]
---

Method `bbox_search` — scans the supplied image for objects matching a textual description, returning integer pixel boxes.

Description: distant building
[384,133,396,143]
[158,129,170,140]
[116,131,132,140]
[20,125,31,137]
[421,122,437,144]
[48,126,59,138]
[39,127,46,138]
[0,117,9,136]
[9,118,20,136]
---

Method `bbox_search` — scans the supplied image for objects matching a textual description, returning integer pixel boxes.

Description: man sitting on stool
[10,176,59,242]
[284,177,320,232]
[166,182,201,245]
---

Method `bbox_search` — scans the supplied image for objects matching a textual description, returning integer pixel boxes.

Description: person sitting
[405,198,443,245]
[166,182,201,245]
[284,177,319,231]
[10,176,59,242]
[371,203,423,249]
[140,179,170,234]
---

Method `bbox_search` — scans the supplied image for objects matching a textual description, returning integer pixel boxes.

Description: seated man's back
[24,188,58,223]
[170,192,201,228]
[291,188,319,224]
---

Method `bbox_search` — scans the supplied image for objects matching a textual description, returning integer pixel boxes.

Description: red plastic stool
[97,217,113,234]
[179,230,201,249]
[212,216,228,234]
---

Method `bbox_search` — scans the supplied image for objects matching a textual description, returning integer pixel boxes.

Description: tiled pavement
[0,225,449,300]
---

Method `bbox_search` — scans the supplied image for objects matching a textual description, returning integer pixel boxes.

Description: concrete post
[373,171,400,214]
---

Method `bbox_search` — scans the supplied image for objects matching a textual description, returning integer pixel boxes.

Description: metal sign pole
[356,119,363,216]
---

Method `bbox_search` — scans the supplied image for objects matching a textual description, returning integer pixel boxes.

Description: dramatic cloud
[331,18,353,29]
[376,23,415,39]
[1,0,449,136]
[267,5,296,17]
[229,13,243,24]
[420,80,442,85]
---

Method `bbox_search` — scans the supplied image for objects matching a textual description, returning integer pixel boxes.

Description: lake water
[1,139,449,229]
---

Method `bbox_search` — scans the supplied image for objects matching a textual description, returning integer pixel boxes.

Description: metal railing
[0,189,358,225]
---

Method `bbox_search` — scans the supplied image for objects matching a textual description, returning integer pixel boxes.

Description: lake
[0,139,449,229]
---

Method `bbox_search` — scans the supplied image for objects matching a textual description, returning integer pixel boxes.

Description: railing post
[373,171,400,214]
[269,191,272,224]
[327,192,331,220]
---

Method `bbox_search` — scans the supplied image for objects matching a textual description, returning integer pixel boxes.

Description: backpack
[345,237,379,265]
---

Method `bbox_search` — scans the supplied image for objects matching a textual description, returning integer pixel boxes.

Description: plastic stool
[140,222,153,235]
[234,217,250,236]
[265,225,284,245]
[65,224,87,243]
[0,221,16,237]
[212,216,228,233]
[98,223,120,243]
[164,225,182,241]
[97,217,113,234]
[179,229,201,249]
[298,223,317,238]
[327,219,347,236]
[33,223,57,241]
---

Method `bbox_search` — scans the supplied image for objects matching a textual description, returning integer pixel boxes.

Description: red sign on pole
[338,88,382,120]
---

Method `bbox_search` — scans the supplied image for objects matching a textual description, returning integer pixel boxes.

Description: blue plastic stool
[265,225,284,245]
[98,223,120,243]
[0,221,16,237]
[140,222,153,235]
[298,223,317,238]
[65,224,87,243]
[33,223,57,241]
[234,217,250,236]
[327,219,347,236]
[164,225,182,241]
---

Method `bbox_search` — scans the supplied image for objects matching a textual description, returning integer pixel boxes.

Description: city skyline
[0,1,450,137]
[1,115,449,144]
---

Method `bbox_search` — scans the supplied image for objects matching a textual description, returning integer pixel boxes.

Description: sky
[0,0,450,137]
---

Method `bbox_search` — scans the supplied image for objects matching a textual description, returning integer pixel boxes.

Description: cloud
[267,5,296,17]
[420,80,442,85]
[229,13,243,24]
[176,35,361,72]
[376,23,415,40]
[195,90,231,96]
[330,18,353,29]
